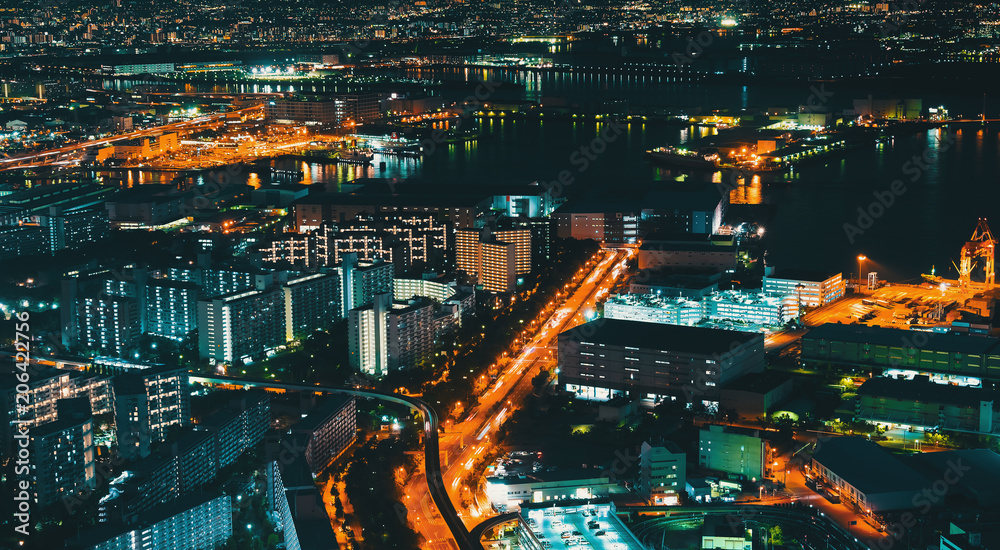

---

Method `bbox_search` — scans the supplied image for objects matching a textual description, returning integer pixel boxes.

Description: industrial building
[854,376,1000,435]
[801,323,1000,385]
[485,469,628,508]
[637,234,738,271]
[719,371,795,419]
[558,319,765,405]
[810,436,930,513]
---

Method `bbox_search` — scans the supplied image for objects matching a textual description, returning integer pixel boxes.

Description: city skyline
[2,3,1000,550]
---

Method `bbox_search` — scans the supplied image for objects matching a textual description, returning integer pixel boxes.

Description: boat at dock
[646,146,720,170]
[331,148,374,165]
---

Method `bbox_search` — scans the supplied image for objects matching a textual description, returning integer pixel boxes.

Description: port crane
[957,218,996,291]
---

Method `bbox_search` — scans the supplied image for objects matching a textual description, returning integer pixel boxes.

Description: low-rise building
[763,270,844,308]
[720,371,795,418]
[855,376,999,434]
[638,441,686,505]
[810,436,928,513]
[485,469,627,508]
[698,424,766,480]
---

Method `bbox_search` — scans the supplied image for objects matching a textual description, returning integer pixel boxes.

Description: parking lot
[803,283,977,331]
[523,505,645,550]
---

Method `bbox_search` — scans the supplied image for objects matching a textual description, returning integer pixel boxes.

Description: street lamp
[857,255,867,288]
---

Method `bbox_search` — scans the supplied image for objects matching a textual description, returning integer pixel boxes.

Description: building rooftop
[857,376,999,408]
[810,436,928,496]
[292,394,353,434]
[71,492,229,549]
[765,269,841,283]
[722,370,794,394]
[561,319,762,355]
[907,449,1000,507]
[804,323,1000,355]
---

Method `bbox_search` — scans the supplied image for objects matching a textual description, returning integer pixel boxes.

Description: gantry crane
[958,218,996,291]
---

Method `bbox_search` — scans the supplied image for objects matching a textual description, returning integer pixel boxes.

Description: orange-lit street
[402,247,632,549]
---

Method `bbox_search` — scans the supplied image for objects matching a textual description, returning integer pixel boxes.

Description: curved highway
[188,374,476,550]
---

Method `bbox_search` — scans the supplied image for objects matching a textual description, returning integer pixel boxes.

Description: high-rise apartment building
[30,398,95,508]
[283,271,341,340]
[144,279,200,340]
[291,395,357,475]
[456,226,530,293]
[113,367,191,460]
[76,295,141,357]
[78,493,233,550]
[198,287,286,363]
[348,293,437,376]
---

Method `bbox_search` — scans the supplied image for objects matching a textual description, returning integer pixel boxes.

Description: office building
[283,271,341,340]
[698,424,765,480]
[639,441,686,505]
[198,287,286,363]
[30,398,95,508]
[763,270,845,308]
[76,493,232,550]
[801,323,1000,385]
[558,319,765,405]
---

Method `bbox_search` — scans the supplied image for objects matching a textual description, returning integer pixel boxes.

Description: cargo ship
[646,146,720,170]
